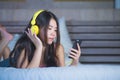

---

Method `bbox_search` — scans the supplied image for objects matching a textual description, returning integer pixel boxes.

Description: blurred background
[0,0,120,21]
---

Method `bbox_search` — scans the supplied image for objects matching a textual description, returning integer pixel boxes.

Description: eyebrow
[49,25,57,28]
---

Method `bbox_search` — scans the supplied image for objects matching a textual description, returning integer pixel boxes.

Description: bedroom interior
[0,0,120,80]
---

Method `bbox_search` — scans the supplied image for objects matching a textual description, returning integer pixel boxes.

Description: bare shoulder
[57,44,64,51]
[56,44,65,66]
[56,43,64,56]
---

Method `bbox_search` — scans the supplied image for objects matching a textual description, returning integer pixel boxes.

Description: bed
[0,64,120,80]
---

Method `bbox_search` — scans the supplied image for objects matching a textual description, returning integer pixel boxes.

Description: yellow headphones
[30,10,44,35]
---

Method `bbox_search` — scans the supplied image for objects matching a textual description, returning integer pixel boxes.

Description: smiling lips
[48,38,54,41]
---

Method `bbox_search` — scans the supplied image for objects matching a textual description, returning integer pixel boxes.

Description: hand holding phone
[69,39,82,59]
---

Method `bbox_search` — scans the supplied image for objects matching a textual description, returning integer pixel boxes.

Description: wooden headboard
[1,21,120,64]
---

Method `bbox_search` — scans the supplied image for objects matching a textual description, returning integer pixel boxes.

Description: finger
[33,33,38,39]
[70,51,77,57]
[71,48,78,53]
[29,28,33,35]
[77,43,80,51]
[69,54,76,60]
[77,43,81,56]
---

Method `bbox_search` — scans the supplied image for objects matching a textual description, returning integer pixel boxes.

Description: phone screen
[72,40,82,50]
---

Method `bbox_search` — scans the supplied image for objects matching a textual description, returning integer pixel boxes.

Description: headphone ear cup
[30,25,39,35]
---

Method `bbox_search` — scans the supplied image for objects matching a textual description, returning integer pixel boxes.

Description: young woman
[8,10,81,68]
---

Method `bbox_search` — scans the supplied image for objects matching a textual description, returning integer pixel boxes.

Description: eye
[54,29,58,32]
[48,27,52,30]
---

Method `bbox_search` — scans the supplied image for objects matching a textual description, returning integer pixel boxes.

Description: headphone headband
[30,10,44,35]
[31,10,44,25]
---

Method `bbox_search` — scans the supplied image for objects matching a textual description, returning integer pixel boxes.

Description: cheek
[54,33,57,37]
[47,31,50,37]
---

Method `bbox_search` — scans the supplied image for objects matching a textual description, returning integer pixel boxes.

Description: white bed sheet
[0,64,120,80]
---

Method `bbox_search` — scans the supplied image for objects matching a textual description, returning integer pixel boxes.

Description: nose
[51,30,56,37]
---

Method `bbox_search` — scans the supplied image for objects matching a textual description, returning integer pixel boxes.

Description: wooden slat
[0,0,25,2]
[0,21,28,26]
[0,21,27,34]
[70,34,120,40]
[80,56,120,63]
[1,21,120,26]
[66,21,120,26]
[68,26,120,33]
[78,41,120,48]
[54,0,113,2]
[5,27,26,34]
[81,48,120,55]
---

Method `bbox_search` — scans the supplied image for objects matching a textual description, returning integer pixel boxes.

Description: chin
[47,42,53,45]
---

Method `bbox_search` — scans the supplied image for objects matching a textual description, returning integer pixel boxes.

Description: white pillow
[59,17,72,54]
[59,17,73,65]
[8,34,21,51]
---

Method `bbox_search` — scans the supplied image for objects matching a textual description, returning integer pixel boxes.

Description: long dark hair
[9,10,60,67]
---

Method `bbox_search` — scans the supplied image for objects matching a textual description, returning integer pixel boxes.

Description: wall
[0,0,114,9]
[0,0,120,22]
[0,9,120,22]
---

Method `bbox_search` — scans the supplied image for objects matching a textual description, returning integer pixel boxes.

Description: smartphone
[69,40,82,59]
[72,39,82,50]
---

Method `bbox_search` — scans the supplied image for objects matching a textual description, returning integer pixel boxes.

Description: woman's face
[47,18,57,44]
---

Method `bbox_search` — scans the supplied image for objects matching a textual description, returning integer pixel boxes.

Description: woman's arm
[56,44,65,67]
[17,47,42,68]
[17,29,43,68]
[24,28,43,68]
[27,47,42,68]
